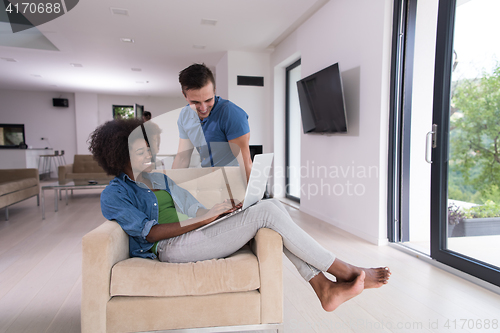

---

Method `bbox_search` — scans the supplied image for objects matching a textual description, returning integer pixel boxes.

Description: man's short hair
[143,111,151,121]
[179,63,215,93]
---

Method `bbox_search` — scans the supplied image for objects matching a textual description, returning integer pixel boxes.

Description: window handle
[425,124,437,164]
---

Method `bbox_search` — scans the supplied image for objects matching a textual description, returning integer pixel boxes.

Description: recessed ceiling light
[70,63,83,67]
[131,68,142,72]
[193,44,206,49]
[31,74,42,77]
[120,38,134,43]
[1,57,17,62]
[201,19,217,26]
[111,7,129,16]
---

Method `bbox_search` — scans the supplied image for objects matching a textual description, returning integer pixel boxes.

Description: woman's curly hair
[88,118,143,176]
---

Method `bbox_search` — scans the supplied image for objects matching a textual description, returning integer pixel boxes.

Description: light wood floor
[1,187,500,333]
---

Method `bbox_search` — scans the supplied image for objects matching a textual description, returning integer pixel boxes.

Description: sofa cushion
[73,155,107,174]
[110,245,260,297]
[0,178,38,196]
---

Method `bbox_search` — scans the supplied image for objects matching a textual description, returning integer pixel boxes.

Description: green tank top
[152,190,189,255]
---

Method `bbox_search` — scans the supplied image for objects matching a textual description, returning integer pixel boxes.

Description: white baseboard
[299,206,388,246]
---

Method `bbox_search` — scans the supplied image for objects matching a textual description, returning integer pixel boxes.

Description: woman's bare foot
[328,259,391,289]
[309,271,365,312]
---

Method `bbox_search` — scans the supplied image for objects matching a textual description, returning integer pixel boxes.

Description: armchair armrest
[251,228,283,324]
[58,164,73,182]
[81,221,129,333]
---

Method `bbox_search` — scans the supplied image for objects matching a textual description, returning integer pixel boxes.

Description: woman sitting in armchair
[89,118,390,312]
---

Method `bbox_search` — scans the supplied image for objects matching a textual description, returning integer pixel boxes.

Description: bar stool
[38,155,54,180]
[56,150,67,167]
[38,151,65,180]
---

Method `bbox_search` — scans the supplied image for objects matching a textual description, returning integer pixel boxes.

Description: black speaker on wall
[53,98,69,107]
[237,76,264,87]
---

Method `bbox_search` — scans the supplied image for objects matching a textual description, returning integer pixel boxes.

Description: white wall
[0,90,77,169]
[0,89,187,171]
[75,92,98,154]
[216,51,272,151]
[96,94,187,161]
[215,53,229,100]
[96,94,186,125]
[271,0,393,245]
[72,92,186,154]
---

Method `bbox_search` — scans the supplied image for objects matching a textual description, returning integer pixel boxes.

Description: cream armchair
[82,167,284,333]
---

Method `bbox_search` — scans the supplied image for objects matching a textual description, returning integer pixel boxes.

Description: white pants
[157,199,336,281]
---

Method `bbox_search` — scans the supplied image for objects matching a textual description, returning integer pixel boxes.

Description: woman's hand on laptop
[200,202,235,223]
[223,198,241,209]
[195,200,243,226]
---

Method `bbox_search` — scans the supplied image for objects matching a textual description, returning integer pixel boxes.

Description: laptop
[196,153,274,231]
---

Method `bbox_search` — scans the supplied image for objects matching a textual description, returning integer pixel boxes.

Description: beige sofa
[82,167,284,333]
[58,154,113,182]
[0,168,39,220]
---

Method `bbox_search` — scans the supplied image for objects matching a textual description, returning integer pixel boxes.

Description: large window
[389,0,500,288]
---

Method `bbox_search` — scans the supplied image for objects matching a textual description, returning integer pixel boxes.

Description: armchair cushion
[110,245,260,297]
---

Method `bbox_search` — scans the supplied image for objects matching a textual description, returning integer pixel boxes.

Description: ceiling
[0,0,327,98]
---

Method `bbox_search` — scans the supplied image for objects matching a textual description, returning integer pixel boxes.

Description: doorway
[285,59,302,202]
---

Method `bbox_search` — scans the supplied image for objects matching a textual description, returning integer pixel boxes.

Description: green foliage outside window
[449,63,500,212]
[113,106,135,119]
[463,200,500,219]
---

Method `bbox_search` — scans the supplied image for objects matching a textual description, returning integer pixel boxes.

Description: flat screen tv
[0,124,26,148]
[297,62,347,133]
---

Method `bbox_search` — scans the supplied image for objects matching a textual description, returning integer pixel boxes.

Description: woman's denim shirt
[100,172,205,259]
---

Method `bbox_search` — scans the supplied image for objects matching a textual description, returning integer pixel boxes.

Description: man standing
[172,63,253,180]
